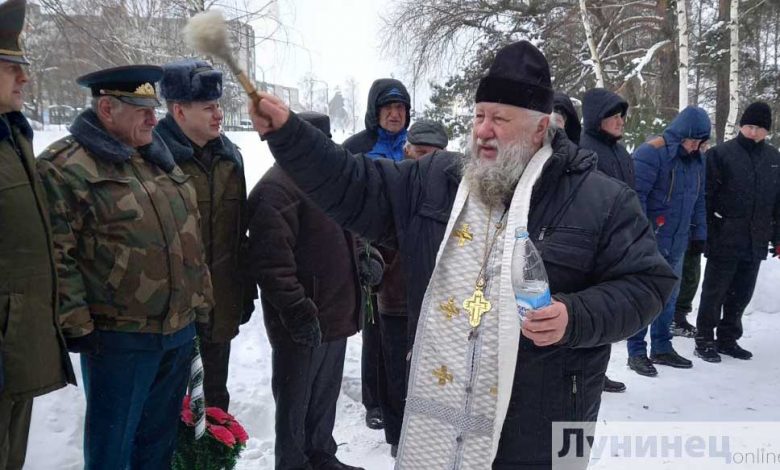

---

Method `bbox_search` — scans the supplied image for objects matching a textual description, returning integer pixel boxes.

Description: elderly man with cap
[404,119,448,160]
[36,65,213,470]
[247,112,368,470]
[694,102,780,363]
[0,0,75,468]
[248,40,675,468]
[156,59,254,411]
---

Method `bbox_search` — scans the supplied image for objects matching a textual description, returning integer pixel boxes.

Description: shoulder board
[37,136,77,161]
[647,136,665,149]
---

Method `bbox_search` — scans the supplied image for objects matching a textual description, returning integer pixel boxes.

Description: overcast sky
[252,0,430,114]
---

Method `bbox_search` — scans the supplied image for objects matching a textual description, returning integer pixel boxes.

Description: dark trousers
[361,298,385,413]
[80,341,193,470]
[200,339,231,411]
[675,249,702,322]
[696,258,762,345]
[271,337,347,470]
[377,314,408,446]
[0,396,32,470]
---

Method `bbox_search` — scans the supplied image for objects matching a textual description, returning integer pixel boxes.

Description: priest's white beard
[461,136,538,207]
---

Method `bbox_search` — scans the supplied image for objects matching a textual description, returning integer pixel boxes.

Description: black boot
[603,376,626,393]
[365,407,384,430]
[311,453,365,470]
[694,342,722,363]
[650,348,693,369]
[717,342,753,360]
[628,356,658,377]
[670,319,697,338]
[391,444,398,458]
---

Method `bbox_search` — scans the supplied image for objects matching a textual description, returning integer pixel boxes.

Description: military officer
[0,1,75,468]
[36,65,213,470]
[157,59,254,411]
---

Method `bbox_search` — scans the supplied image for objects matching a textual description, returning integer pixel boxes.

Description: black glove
[688,239,706,255]
[66,331,100,354]
[359,256,385,287]
[196,321,212,340]
[280,298,322,348]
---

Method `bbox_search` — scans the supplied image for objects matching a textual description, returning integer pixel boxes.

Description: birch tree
[724,0,740,139]
[677,0,690,109]
[579,0,605,87]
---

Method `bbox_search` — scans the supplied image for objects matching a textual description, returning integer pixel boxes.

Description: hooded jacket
[580,88,634,188]
[264,113,676,466]
[633,106,711,259]
[553,92,581,145]
[342,78,411,159]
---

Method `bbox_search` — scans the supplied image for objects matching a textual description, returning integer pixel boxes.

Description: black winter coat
[246,164,364,346]
[705,133,780,260]
[266,114,676,466]
[580,88,635,189]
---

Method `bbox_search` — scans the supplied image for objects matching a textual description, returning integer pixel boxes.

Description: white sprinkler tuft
[184,9,235,70]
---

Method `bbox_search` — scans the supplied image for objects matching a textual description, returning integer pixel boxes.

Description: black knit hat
[739,102,772,131]
[475,41,554,114]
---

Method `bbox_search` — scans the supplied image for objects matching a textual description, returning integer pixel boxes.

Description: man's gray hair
[91,95,124,112]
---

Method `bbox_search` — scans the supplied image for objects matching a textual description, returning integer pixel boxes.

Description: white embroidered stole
[397,140,554,469]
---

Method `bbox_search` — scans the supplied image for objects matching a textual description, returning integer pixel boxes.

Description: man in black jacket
[556,90,626,393]
[342,78,411,432]
[694,102,780,362]
[249,41,676,468]
[580,88,634,188]
[247,112,368,470]
[551,91,581,145]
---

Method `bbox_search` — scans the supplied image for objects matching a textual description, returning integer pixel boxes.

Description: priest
[248,41,676,469]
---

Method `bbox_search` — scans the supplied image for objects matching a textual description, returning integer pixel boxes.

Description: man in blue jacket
[627,106,711,377]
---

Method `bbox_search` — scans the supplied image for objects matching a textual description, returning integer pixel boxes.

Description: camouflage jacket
[36,109,213,338]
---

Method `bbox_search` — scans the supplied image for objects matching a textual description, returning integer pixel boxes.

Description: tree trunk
[693,0,702,106]
[677,0,690,110]
[715,0,730,143]
[579,0,605,87]
[656,0,679,120]
[724,0,740,140]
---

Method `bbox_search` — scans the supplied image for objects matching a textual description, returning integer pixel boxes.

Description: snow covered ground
[23,130,780,469]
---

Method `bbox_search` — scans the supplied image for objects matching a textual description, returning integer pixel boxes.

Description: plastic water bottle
[512,227,551,321]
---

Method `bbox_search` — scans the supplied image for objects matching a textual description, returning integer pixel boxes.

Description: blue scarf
[366,128,407,161]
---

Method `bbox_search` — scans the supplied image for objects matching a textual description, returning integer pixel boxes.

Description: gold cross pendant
[433,365,453,386]
[439,297,460,320]
[453,223,474,247]
[463,287,492,328]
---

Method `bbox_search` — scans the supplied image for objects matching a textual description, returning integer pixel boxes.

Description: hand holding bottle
[521,300,569,347]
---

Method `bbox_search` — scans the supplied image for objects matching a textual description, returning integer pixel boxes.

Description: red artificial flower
[181,407,195,426]
[226,420,249,445]
[655,215,666,227]
[206,406,234,424]
[209,424,237,448]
